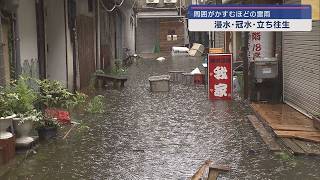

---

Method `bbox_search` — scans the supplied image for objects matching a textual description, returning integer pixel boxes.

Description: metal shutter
[283,0,320,116]
[214,31,225,49]
[136,19,160,54]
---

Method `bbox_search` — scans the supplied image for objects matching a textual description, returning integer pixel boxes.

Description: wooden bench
[95,73,128,88]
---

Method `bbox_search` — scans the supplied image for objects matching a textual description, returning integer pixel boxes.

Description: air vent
[146,0,159,4]
[164,0,177,3]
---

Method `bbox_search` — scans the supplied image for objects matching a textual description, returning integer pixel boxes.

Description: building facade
[0,0,135,90]
[136,0,186,53]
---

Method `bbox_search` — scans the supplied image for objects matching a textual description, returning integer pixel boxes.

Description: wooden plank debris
[247,115,281,151]
[271,124,317,132]
[280,138,305,155]
[191,160,212,180]
[207,165,231,180]
[294,139,320,156]
[274,130,320,143]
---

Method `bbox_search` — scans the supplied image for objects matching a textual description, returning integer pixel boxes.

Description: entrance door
[0,22,11,85]
[77,15,95,89]
[44,0,68,85]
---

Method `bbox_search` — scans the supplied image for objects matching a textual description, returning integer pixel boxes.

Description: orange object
[209,48,224,54]
[194,74,205,85]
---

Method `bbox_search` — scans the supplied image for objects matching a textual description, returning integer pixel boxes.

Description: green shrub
[86,95,105,114]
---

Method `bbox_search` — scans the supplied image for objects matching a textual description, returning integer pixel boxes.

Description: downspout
[0,16,3,85]
[96,0,101,70]
[179,0,182,16]
[13,13,20,77]
[64,0,69,88]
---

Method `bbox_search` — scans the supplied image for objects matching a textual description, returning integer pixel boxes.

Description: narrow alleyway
[3,56,320,180]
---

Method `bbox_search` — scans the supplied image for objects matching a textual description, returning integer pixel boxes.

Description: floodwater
[3,56,320,180]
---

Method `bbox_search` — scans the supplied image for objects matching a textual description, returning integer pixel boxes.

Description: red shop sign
[208,54,232,100]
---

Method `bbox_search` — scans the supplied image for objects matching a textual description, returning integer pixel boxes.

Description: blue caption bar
[188,4,312,19]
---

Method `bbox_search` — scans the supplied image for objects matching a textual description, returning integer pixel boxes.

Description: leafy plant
[85,95,105,114]
[37,79,87,110]
[0,87,11,117]
[34,116,60,129]
[16,109,42,124]
[6,76,37,116]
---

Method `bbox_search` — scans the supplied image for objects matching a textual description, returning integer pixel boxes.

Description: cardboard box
[188,49,202,57]
[191,43,205,53]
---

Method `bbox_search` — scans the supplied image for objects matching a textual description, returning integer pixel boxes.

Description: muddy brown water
[3,56,320,180]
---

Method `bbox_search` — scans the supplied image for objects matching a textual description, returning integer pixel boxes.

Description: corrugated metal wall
[283,0,320,116]
[214,31,225,49]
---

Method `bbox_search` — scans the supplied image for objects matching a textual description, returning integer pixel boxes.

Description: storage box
[188,49,202,57]
[254,58,278,80]
[149,75,170,92]
[191,43,205,53]
[171,47,189,56]
[169,71,185,82]
[194,74,205,85]
[182,73,194,85]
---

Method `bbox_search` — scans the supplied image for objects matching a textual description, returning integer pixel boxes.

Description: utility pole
[242,32,249,100]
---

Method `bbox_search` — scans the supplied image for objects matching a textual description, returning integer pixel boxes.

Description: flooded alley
[3,56,320,180]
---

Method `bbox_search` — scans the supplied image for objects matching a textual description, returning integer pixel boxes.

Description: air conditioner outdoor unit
[146,0,159,3]
[164,0,177,3]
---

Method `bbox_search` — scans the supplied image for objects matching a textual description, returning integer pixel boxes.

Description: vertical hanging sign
[208,54,232,100]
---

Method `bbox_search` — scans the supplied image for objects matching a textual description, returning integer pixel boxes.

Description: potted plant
[35,115,59,140]
[36,79,87,124]
[313,113,320,130]
[7,77,40,145]
[0,88,15,139]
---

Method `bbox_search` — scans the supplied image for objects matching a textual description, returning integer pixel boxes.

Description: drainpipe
[96,0,101,70]
[179,0,182,16]
[0,17,4,86]
[13,13,21,77]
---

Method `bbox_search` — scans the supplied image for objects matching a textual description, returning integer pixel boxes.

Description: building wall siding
[214,31,225,49]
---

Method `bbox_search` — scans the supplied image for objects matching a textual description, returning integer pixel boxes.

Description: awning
[137,11,184,18]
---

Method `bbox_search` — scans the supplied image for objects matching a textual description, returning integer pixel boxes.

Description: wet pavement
[3,56,320,180]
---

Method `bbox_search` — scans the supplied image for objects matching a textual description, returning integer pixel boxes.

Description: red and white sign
[248,32,274,61]
[208,54,232,100]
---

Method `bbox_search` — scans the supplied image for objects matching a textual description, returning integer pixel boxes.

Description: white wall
[120,6,135,54]
[17,0,38,72]
[45,0,67,86]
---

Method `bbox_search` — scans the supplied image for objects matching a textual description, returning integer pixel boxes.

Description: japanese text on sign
[208,54,232,100]
[188,5,312,31]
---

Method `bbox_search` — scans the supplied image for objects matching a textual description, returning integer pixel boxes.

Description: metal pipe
[13,13,21,77]
[96,0,101,69]
[179,0,182,16]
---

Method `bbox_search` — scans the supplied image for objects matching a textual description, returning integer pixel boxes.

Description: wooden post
[207,165,231,180]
